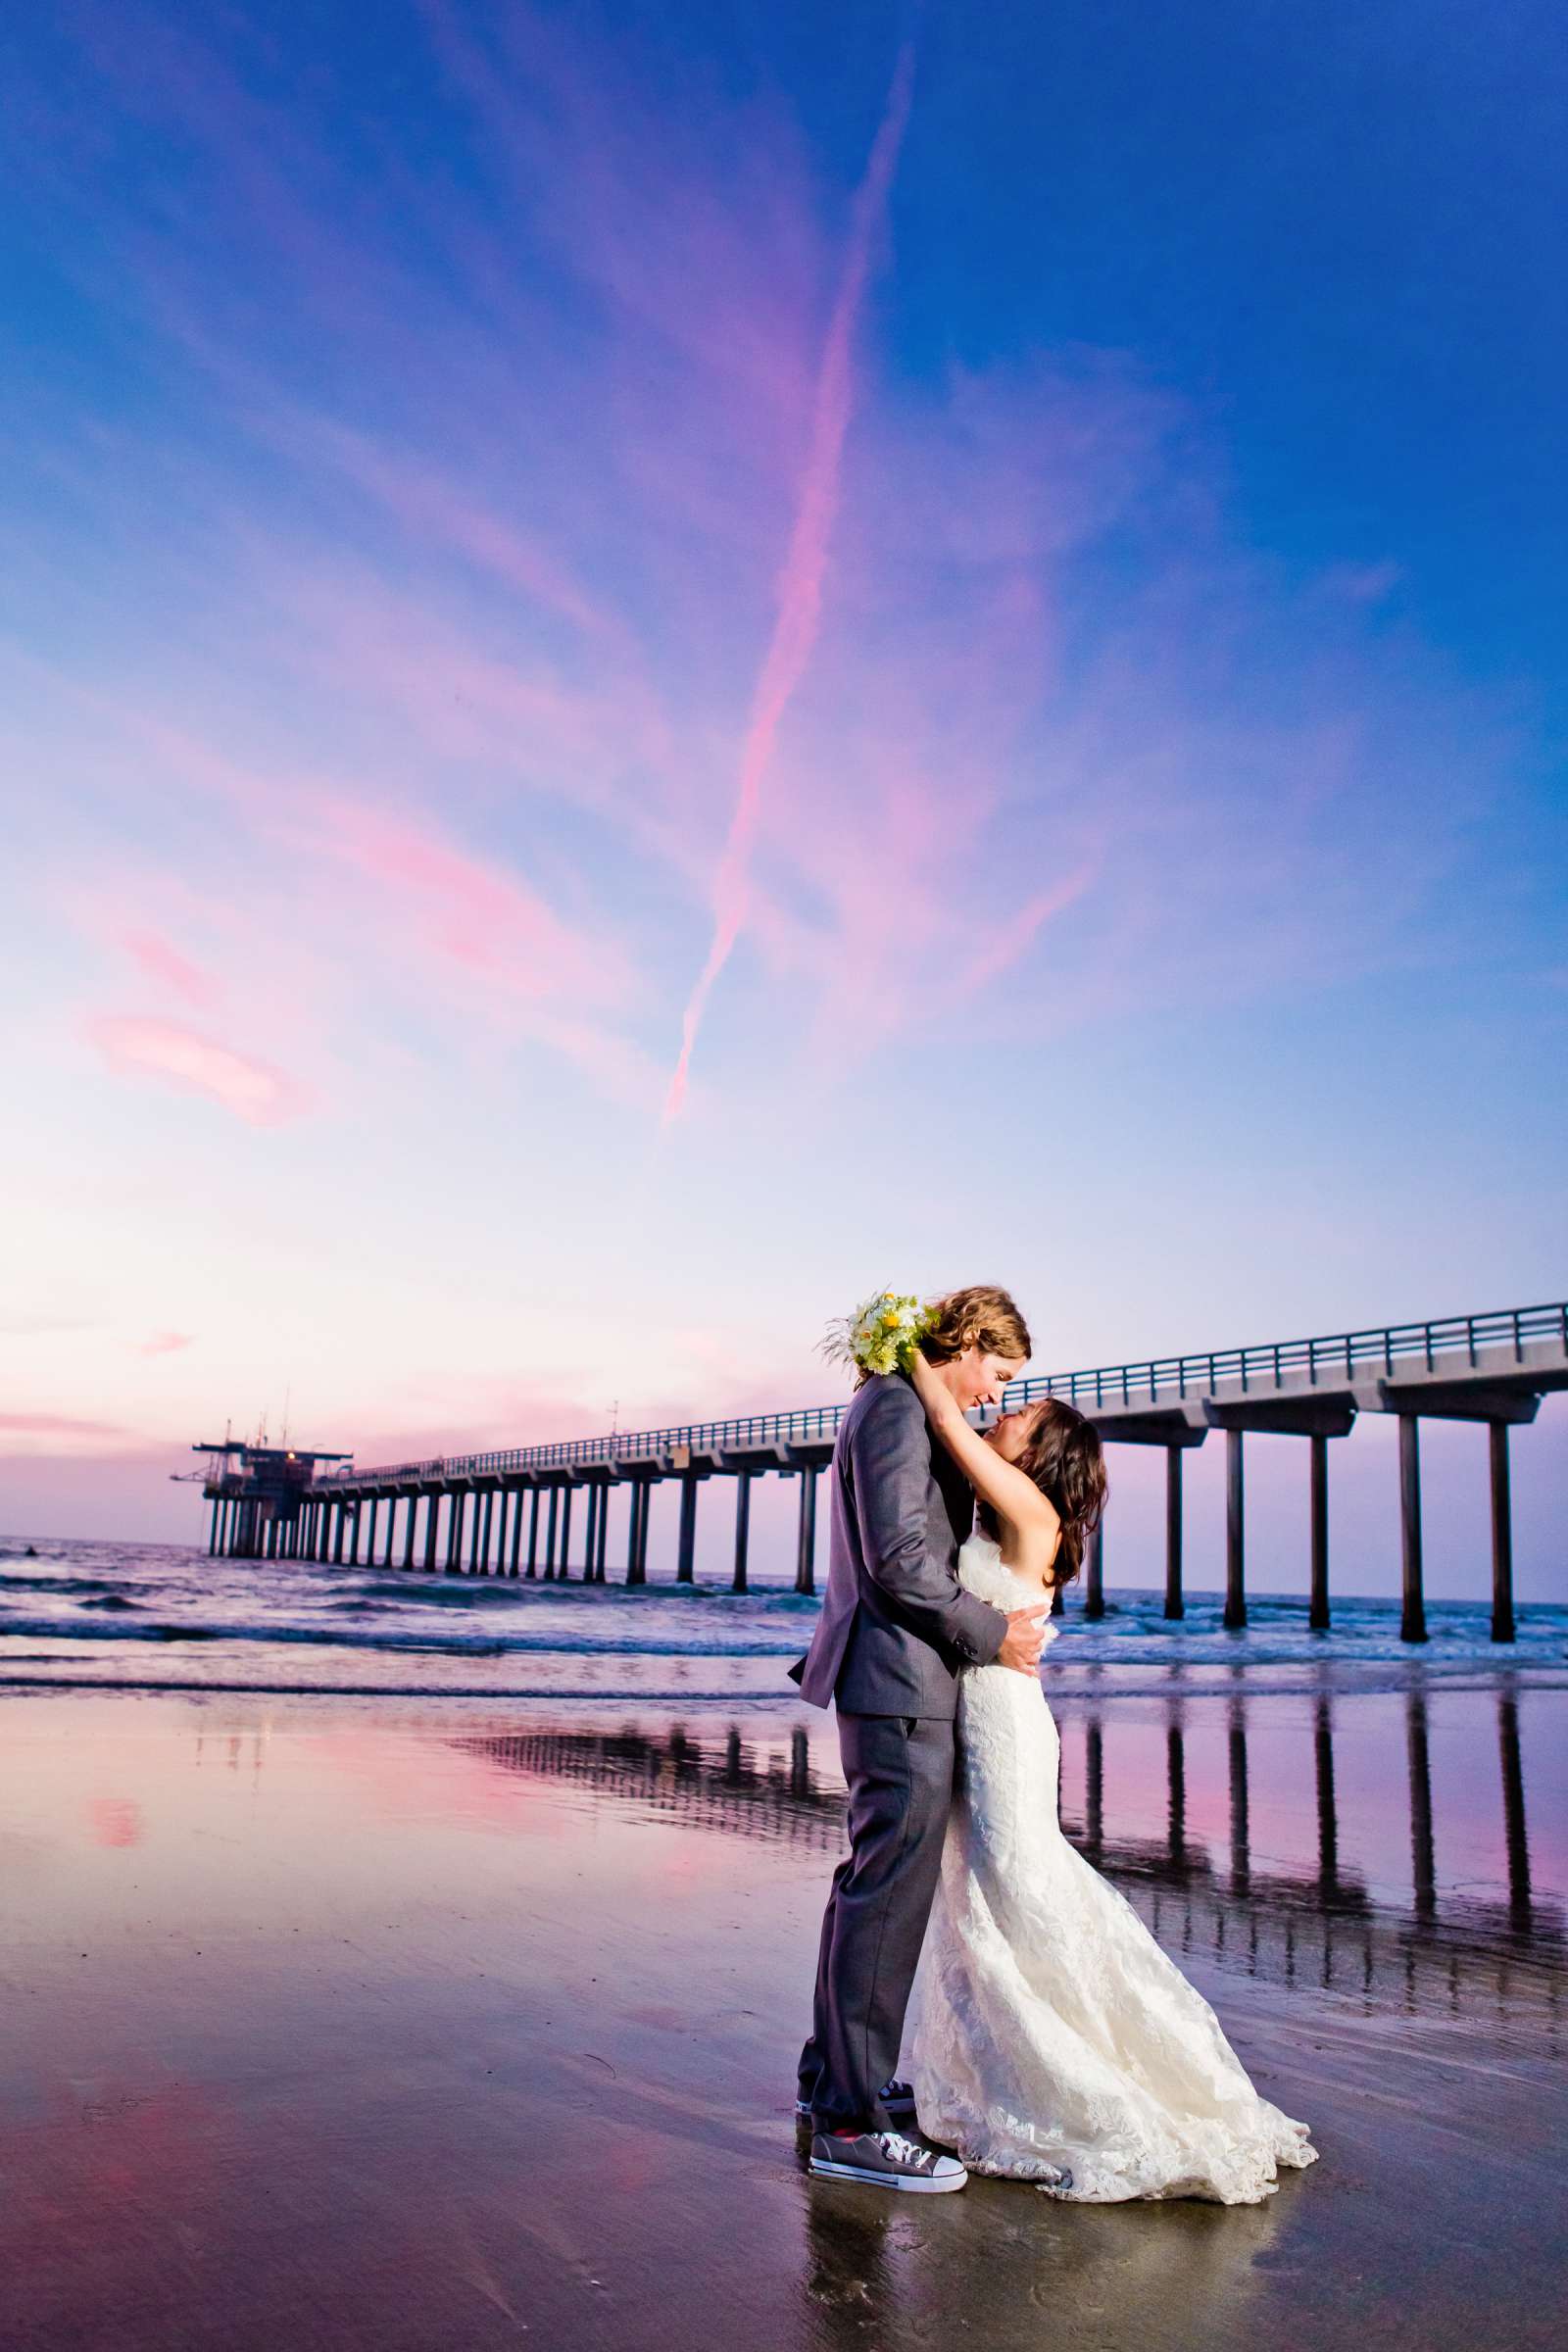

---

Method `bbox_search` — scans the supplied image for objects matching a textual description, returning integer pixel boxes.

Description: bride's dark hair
[977,1398,1107,1589]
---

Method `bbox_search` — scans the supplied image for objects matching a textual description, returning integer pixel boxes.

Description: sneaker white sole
[808,2157,967,2193]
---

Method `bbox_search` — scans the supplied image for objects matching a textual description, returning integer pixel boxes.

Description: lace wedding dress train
[908,1537,1318,2203]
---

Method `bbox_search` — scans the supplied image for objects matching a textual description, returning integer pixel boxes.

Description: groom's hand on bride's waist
[996,1605,1052,1675]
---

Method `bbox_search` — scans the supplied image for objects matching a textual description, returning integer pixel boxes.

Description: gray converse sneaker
[796,2077,916,2121]
[809,2129,968,2193]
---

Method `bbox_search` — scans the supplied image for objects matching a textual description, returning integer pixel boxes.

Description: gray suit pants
[797,1711,956,2133]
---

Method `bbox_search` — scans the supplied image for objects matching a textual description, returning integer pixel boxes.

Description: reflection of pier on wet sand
[5,1687,1565,2352]
[455,1684,1564,2037]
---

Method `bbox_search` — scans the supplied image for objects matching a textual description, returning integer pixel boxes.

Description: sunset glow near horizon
[2,3,1564,1585]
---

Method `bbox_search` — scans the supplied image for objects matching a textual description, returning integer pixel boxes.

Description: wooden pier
[196,1300,1567,1642]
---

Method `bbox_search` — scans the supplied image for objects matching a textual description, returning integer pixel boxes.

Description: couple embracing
[790,1286,1317,2202]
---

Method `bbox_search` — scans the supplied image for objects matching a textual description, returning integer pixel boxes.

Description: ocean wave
[0,1613,808,1659]
[0,1572,137,1597]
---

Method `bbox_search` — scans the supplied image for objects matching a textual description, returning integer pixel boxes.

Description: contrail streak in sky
[662,47,915,1124]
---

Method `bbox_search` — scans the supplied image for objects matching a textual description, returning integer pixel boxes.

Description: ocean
[3,1535,1564,1702]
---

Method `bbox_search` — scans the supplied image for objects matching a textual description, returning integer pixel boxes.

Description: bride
[905,1351,1318,2204]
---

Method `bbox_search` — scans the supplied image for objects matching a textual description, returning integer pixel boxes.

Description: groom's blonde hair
[919,1285,1032,1370]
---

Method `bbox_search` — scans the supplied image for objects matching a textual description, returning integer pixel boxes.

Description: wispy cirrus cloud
[136,1330,194,1357]
[85,1016,314,1126]
[122,930,220,1008]
[662,46,915,1123]
[0,1412,137,1451]
[6,0,1534,1156]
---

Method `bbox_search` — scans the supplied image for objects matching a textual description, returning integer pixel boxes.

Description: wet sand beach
[2,1684,1563,2352]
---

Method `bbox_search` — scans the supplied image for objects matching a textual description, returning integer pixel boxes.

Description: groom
[789,1285,1050,2192]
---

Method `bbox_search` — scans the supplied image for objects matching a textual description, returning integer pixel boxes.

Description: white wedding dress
[908,1535,1318,2202]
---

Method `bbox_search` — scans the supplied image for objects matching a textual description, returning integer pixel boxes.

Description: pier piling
[1309,1435,1330,1630]
[1398,1416,1427,1642]
[676,1475,699,1584]
[732,1473,752,1592]
[1224,1430,1247,1630]
[795,1465,819,1595]
[1163,1447,1184,1620]
[1489,1422,1515,1642]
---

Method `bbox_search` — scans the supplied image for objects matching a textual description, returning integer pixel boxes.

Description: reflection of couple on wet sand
[790,1285,1318,2199]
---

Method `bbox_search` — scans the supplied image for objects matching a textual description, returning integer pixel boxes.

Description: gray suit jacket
[788,1373,1010,1716]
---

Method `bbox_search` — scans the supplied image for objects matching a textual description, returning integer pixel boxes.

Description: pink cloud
[122,929,220,1008]
[958,866,1102,1000]
[137,1331,194,1357]
[0,1412,136,1448]
[85,1016,314,1126]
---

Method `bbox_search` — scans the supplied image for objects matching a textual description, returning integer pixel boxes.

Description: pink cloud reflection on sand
[87,1796,144,1848]
[85,1016,315,1126]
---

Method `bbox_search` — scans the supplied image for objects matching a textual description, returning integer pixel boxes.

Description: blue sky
[1,1,1563,1586]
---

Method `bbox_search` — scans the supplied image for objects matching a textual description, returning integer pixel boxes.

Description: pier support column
[626,1483,647,1586]
[447,1492,466,1576]
[422,1495,438,1573]
[366,1499,378,1569]
[1084,1519,1104,1619]
[1398,1416,1427,1642]
[403,1497,416,1571]
[1489,1421,1516,1642]
[676,1476,699,1584]
[595,1487,610,1582]
[795,1466,819,1596]
[471,1491,488,1574]
[508,1490,525,1578]
[1163,1447,1184,1620]
[1223,1430,1247,1630]
[640,1480,657,1583]
[581,1488,598,1581]
[732,1473,753,1593]
[526,1490,540,1577]
[559,1488,574,1580]
[332,1502,346,1565]
[209,1498,220,1556]
[1309,1435,1330,1630]
[494,1491,509,1578]
[543,1488,559,1580]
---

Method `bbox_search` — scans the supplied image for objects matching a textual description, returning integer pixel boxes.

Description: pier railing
[312,1300,1568,1487]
